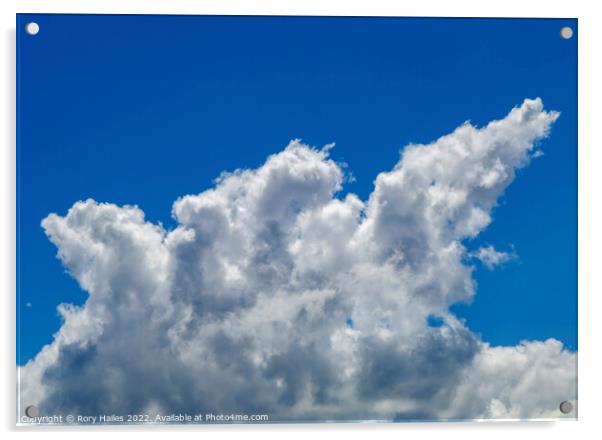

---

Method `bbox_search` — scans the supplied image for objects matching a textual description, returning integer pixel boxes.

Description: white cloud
[19,98,576,422]
[449,339,577,419]
[471,245,516,269]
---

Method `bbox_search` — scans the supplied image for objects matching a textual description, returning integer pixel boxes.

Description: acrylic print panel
[16,14,577,424]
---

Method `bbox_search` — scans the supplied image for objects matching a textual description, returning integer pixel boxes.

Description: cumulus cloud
[19,98,576,422]
[470,245,516,269]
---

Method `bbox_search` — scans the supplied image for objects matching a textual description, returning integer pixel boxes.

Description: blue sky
[17,15,577,365]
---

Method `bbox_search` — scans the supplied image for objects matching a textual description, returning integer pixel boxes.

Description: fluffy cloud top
[19,98,576,422]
